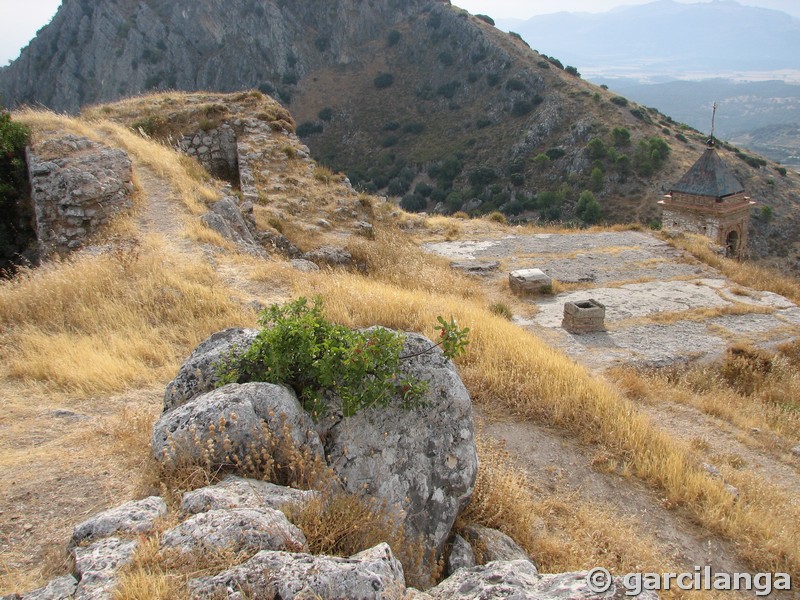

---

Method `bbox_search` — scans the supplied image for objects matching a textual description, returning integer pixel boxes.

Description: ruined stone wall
[27,135,133,257]
[179,124,239,184]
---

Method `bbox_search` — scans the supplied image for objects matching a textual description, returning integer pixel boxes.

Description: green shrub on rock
[217,298,469,420]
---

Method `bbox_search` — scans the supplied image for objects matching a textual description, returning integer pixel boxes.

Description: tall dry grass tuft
[610,344,800,442]
[347,226,481,300]
[0,239,250,396]
[285,492,433,589]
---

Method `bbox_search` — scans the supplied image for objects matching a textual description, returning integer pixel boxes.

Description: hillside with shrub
[1,91,799,598]
[2,0,800,269]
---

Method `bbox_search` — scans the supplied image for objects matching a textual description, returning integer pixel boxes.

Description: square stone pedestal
[562,299,606,334]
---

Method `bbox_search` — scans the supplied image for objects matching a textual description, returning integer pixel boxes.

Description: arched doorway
[726,230,740,257]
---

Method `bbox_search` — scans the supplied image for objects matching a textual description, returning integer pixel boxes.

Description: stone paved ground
[425,231,800,369]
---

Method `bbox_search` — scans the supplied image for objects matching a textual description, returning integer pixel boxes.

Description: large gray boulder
[70,496,167,547]
[72,537,138,600]
[188,543,406,600]
[160,507,307,555]
[325,331,478,563]
[181,475,317,514]
[152,382,323,472]
[163,328,259,412]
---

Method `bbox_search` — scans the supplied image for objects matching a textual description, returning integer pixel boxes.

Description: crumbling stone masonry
[179,124,239,185]
[27,135,133,257]
[562,299,606,334]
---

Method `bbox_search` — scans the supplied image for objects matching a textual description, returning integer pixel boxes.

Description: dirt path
[478,412,751,577]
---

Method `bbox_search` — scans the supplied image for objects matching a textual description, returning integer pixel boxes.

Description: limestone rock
[72,537,138,600]
[16,575,78,600]
[27,136,133,258]
[160,508,306,555]
[181,475,317,514]
[792,445,800,457]
[257,231,303,258]
[446,534,476,575]
[450,261,500,275]
[461,524,532,563]
[163,328,258,411]
[325,331,478,564]
[152,382,323,471]
[509,268,552,294]
[429,562,658,599]
[290,258,321,273]
[71,496,167,547]
[301,246,353,268]
[201,196,266,257]
[189,543,406,600]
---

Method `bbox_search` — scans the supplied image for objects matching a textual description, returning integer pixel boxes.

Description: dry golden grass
[292,265,799,578]
[113,534,252,600]
[0,239,250,397]
[347,226,482,300]
[459,437,724,600]
[184,220,235,249]
[614,303,776,328]
[665,232,800,305]
[610,345,800,442]
[82,90,295,138]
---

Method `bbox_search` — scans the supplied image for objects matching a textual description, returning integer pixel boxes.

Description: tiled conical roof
[671,147,744,198]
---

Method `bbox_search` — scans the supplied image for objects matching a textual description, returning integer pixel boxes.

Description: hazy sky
[2,0,798,65]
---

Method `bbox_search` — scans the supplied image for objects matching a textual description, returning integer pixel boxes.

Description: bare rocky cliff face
[0,0,436,113]
[3,0,799,269]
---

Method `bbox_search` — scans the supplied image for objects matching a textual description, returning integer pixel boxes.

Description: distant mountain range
[498,0,800,80]
[498,1,800,166]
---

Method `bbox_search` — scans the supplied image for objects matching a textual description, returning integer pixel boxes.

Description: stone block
[509,268,552,294]
[562,299,606,334]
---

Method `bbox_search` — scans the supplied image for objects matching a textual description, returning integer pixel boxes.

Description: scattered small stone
[725,484,740,501]
[702,463,721,478]
[791,446,800,457]
[49,409,87,419]
[290,258,320,273]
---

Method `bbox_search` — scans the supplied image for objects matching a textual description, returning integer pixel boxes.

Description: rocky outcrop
[445,534,476,574]
[201,196,267,257]
[428,561,659,599]
[163,327,259,411]
[460,524,532,563]
[0,0,435,113]
[160,507,307,555]
[70,496,167,547]
[27,134,133,257]
[72,537,139,600]
[181,475,317,514]
[188,543,407,600]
